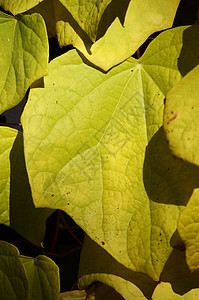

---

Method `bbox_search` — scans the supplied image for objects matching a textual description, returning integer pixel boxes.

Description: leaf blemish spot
[51,194,54,197]
[101,241,105,245]
[167,113,177,125]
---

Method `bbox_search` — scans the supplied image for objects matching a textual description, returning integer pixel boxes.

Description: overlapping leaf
[152,282,199,299]
[178,188,199,272]
[0,241,28,299]
[79,237,199,299]
[164,64,199,167]
[20,254,60,300]
[21,26,199,281]
[25,0,63,37]
[0,0,44,15]
[0,127,53,245]
[78,235,156,300]
[56,0,180,70]
[59,0,112,41]
[0,127,18,225]
[0,241,59,300]
[0,11,48,114]
[154,249,199,299]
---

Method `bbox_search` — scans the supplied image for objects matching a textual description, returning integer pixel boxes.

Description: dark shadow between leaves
[177,25,199,76]
[10,132,53,246]
[96,0,131,41]
[143,126,199,206]
[79,236,157,300]
[160,248,199,295]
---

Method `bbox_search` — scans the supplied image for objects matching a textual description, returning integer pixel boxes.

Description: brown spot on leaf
[167,113,177,125]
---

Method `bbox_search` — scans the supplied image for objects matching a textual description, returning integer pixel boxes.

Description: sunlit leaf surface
[0,12,48,114]
[164,63,199,166]
[57,0,180,70]
[22,26,199,281]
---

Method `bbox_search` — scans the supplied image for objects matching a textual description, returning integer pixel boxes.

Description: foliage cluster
[0,0,199,299]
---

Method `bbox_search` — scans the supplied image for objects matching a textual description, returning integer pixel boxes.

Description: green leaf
[20,255,60,300]
[0,127,17,225]
[21,26,199,281]
[56,0,180,70]
[59,0,112,41]
[0,0,44,15]
[0,241,28,300]
[0,241,60,300]
[78,235,155,300]
[0,11,48,114]
[164,64,199,167]
[178,188,199,271]
[0,127,53,245]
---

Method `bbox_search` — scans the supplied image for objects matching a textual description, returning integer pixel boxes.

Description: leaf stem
[61,214,83,246]
[49,210,62,253]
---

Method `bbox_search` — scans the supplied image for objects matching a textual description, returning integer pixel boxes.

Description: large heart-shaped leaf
[21,26,199,281]
[0,0,44,15]
[0,11,48,114]
[56,0,180,70]
[164,63,199,167]
[0,127,53,245]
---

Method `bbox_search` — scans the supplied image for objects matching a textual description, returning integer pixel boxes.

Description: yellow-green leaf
[178,188,199,272]
[59,0,112,41]
[0,0,44,15]
[21,26,199,281]
[164,64,199,167]
[0,12,48,114]
[152,282,199,299]
[56,0,180,70]
[0,127,17,225]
